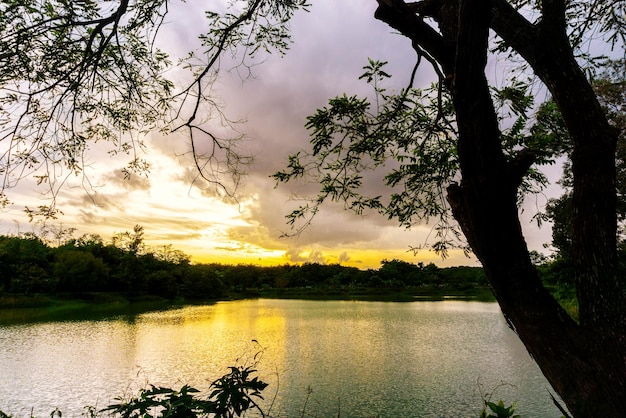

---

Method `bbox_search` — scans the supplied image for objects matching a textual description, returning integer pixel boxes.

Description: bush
[102,365,267,418]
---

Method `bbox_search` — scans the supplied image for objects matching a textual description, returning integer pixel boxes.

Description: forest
[0,225,589,312]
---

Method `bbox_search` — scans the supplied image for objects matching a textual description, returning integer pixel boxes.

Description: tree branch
[374,0,454,73]
[453,0,506,179]
[541,0,567,35]
[508,148,537,188]
[490,0,540,64]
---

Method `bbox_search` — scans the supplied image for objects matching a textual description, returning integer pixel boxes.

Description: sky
[0,0,563,269]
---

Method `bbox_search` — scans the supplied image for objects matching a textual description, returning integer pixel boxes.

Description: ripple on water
[0,300,563,417]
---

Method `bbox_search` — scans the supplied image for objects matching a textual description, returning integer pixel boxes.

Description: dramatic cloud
[0,0,559,269]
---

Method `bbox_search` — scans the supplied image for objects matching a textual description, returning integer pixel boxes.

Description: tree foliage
[0,0,172,215]
[0,0,309,215]
[273,60,461,252]
[273,60,564,255]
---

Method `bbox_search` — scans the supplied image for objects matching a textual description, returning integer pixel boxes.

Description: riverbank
[0,283,579,326]
[254,284,496,302]
[0,293,176,324]
[0,285,497,324]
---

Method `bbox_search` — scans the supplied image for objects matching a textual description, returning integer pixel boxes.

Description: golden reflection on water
[0,300,560,418]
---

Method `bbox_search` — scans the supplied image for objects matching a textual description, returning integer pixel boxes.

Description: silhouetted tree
[53,250,107,292]
[274,1,626,414]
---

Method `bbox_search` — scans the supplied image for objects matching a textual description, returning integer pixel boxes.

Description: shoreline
[0,286,496,325]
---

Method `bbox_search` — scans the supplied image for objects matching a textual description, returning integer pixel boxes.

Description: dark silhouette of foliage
[103,365,267,418]
[0,228,493,303]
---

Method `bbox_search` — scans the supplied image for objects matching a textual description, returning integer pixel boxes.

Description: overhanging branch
[375,0,454,73]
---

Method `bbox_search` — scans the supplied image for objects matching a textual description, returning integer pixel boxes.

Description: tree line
[0,226,496,301]
[1,224,601,306]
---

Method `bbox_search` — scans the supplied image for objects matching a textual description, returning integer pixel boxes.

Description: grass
[0,293,175,325]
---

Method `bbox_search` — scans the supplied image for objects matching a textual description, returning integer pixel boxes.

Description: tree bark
[376,0,626,416]
[491,0,626,330]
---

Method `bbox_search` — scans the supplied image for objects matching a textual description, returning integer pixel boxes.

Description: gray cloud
[0,0,557,267]
[196,1,442,256]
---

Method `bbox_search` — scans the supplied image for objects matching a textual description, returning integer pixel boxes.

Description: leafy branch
[0,0,310,216]
[274,59,572,256]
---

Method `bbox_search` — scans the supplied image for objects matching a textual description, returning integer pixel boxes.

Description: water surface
[0,299,563,417]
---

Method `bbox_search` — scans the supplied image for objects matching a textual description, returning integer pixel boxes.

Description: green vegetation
[0,227,495,307]
[0,365,526,418]
[101,365,268,418]
[0,226,581,321]
[0,227,224,303]
[480,400,520,418]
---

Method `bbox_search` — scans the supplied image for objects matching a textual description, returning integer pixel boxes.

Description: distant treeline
[0,231,492,301]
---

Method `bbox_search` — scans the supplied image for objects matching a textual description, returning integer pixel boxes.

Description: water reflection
[0,300,561,417]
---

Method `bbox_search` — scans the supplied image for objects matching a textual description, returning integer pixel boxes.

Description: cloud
[284,248,327,264]
[101,169,151,191]
[0,0,559,269]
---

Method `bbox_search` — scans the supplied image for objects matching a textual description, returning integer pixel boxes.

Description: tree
[1,0,625,416]
[111,224,145,255]
[274,1,625,416]
[0,0,304,213]
[544,60,626,263]
[181,264,226,300]
[378,259,424,286]
[0,234,52,293]
[542,60,626,296]
[153,244,191,265]
[52,249,107,292]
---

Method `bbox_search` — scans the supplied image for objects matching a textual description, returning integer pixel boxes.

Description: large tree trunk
[490,0,626,330]
[446,4,626,414]
[376,0,626,415]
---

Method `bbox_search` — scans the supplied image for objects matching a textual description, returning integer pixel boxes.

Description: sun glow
[0,145,477,270]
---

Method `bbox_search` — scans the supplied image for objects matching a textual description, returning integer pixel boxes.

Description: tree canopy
[0,0,306,215]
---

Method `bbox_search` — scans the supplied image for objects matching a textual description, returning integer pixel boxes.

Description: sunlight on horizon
[0,119,452,270]
[0,147,478,270]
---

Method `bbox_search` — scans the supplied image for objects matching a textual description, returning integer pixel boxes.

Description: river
[0,299,564,417]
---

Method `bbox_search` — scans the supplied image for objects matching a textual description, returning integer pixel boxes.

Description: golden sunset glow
[0,0,552,270]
